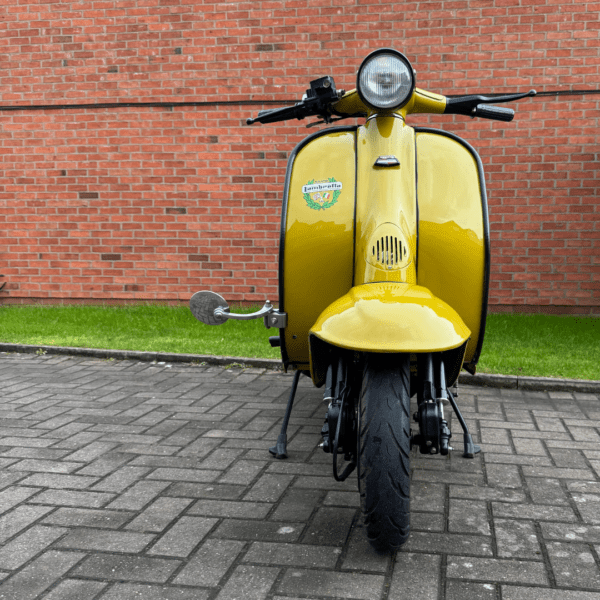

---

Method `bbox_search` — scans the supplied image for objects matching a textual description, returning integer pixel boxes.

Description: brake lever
[445,89,536,116]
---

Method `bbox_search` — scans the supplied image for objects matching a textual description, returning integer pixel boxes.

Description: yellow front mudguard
[308,282,470,384]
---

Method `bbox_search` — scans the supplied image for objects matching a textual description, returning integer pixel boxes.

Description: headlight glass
[358,52,414,110]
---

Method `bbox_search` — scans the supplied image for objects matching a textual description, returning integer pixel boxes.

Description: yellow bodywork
[309,282,470,353]
[280,86,487,379]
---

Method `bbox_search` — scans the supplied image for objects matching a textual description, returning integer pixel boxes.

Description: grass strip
[0,305,598,380]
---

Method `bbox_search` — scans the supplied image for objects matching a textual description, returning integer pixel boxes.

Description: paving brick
[90,466,150,492]
[42,507,134,529]
[541,523,600,543]
[244,473,294,502]
[278,568,384,600]
[446,581,498,600]
[546,541,600,589]
[214,519,303,542]
[73,554,180,583]
[147,516,217,557]
[244,541,340,568]
[42,579,108,600]
[389,553,440,599]
[323,491,360,507]
[166,482,245,500]
[526,477,571,505]
[449,500,491,535]
[99,584,209,600]
[219,460,264,485]
[147,467,220,483]
[301,507,356,546]
[402,532,493,557]
[0,505,53,544]
[342,523,390,572]
[106,480,170,510]
[522,466,594,479]
[125,497,193,532]
[450,485,526,503]
[485,464,523,488]
[56,528,154,553]
[491,502,578,522]
[19,473,98,490]
[0,525,67,570]
[0,550,85,600]
[28,489,115,508]
[173,539,245,586]
[187,499,271,519]
[446,556,549,585]
[495,519,542,560]
[7,459,83,474]
[502,586,600,600]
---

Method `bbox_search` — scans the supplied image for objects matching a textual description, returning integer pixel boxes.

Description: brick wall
[1,0,599,312]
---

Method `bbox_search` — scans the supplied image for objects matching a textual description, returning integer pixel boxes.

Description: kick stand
[447,389,481,458]
[269,370,301,459]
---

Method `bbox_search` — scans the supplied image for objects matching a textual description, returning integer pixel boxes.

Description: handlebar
[445,89,536,121]
[247,82,537,126]
[471,105,515,122]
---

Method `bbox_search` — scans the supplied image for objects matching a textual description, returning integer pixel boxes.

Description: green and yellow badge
[302,178,342,210]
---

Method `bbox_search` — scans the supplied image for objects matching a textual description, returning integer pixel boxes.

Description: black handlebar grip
[473,104,515,122]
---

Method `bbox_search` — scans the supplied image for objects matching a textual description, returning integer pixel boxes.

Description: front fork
[411,353,481,458]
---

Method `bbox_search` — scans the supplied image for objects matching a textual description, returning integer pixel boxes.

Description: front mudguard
[308,282,470,387]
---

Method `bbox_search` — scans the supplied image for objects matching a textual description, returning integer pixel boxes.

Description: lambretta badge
[302,178,342,210]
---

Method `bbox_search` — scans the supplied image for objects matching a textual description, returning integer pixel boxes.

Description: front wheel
[358,353,411,549]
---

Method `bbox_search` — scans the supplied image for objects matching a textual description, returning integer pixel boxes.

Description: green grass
[0,305,598,380]
[478,313,600,381]
[0,304,279,360]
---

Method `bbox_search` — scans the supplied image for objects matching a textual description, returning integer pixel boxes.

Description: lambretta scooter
[190,49,535,549]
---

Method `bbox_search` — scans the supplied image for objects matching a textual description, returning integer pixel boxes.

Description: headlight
[357,49,415,111]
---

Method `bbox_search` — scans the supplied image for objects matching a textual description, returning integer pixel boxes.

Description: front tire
[358,353,411,549]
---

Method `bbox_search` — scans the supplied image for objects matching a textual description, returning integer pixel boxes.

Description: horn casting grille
[372,235,407,269]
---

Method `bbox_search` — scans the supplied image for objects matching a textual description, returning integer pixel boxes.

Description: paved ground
[0,352,599,600]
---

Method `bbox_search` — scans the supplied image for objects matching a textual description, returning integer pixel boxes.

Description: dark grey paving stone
[146,516,217,557]
[494,519,542,560]
[278,568,384,600]
[55,528,154,552]
[300,507,356,546]
[401,532,493,557]
[125,497,193,533]
[42,507,134,529]
[187,499,271,519]
[99,583,209,600]
[173,539,245,586]
[0,525,67,570]
[0,550,85,600]
[0,505,54,544]
[215,565,280,600]
[165,482,245,500]
[446,581,498,600]
[244,541,340,568]
[502,586,600,599]
[547,541,600,589]
[43,579,108,600]
[73,554,180,583]
[446,556,548,585]
[106,481,170,510]
[28,489,115,508]
[541,523,600,543]
[448,499,491,535]
[491,503,578,522]
[389,553,441,599]
[213,519,303,542]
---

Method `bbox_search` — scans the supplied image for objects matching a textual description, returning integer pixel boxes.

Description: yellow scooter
[191,49,535,549]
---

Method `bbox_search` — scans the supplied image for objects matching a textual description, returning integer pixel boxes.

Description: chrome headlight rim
[356,48,416,112]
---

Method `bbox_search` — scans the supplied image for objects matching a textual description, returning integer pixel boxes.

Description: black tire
[358,352,411,549]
